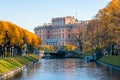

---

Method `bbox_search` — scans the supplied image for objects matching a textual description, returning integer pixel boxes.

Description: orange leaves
[64,45,75,51]
[39,45,55,51]
[0,20,42,48]
[85,0,120,52]
[24,30,42,48]
[0,35,3,45]
[110,0,119,8]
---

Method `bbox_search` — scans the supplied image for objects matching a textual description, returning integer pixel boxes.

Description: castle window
[68,29,70,32]
[68,34,70,39]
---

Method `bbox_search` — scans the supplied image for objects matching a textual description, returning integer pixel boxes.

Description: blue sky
[0,0,111,32]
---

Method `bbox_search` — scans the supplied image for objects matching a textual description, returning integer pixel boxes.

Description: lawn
[99,55,120,67]
[0,54,39,74]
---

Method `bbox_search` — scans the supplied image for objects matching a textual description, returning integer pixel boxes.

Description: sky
[0,0,111,32]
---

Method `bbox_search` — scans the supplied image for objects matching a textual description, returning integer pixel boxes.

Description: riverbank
[97,55,120,70]
[0,54,39,79]
[73,53,120,70]
[68,53,90,59]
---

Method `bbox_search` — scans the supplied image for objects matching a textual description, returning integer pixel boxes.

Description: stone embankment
[0,54,39,80]
[96,61,120,71]
[0,66,25,80]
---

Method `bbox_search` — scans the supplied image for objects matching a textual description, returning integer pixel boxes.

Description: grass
[0,54,39,74]
[99,55,120,67]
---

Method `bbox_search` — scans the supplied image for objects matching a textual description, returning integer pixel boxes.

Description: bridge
[42,50,67,58]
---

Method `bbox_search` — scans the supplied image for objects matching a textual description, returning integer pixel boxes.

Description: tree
[96,0,120,55]
[85,0,120,56]
[0,20,42,58]
[71,23,87,52]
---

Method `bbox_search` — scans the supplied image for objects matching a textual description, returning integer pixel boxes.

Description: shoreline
[0,60,39,80]
[65,55,120,71]
[96,60,120,71]
[0,65,25,80]
[1,55,120,80]
[0,54,39,80]
[96,56,120,71]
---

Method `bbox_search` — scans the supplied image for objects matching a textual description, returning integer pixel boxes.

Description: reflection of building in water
[34,16,88,48]
[63,59,77,69]
[63,59,77,75]
[63,59,100,76]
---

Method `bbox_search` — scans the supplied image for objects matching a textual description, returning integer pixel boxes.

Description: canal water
[8,59,120,80]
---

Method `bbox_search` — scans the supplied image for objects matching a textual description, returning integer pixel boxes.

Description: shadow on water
[7,59,120,80]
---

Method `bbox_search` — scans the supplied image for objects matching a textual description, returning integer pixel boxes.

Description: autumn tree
[96,0,120,55]
[71,22,87,52]
[85,0,120,56]
[0,20,42,58]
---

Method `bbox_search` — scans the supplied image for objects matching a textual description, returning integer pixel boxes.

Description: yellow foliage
[39,45,55,51]
[64,45,75,51]
[85,0,120,52]
[0,20,42,48]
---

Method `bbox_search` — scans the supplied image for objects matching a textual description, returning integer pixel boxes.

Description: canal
[8,59,120,80]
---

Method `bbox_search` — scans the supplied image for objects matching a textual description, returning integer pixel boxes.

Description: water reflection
[27,63,41,76]
[9,59,120,80]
